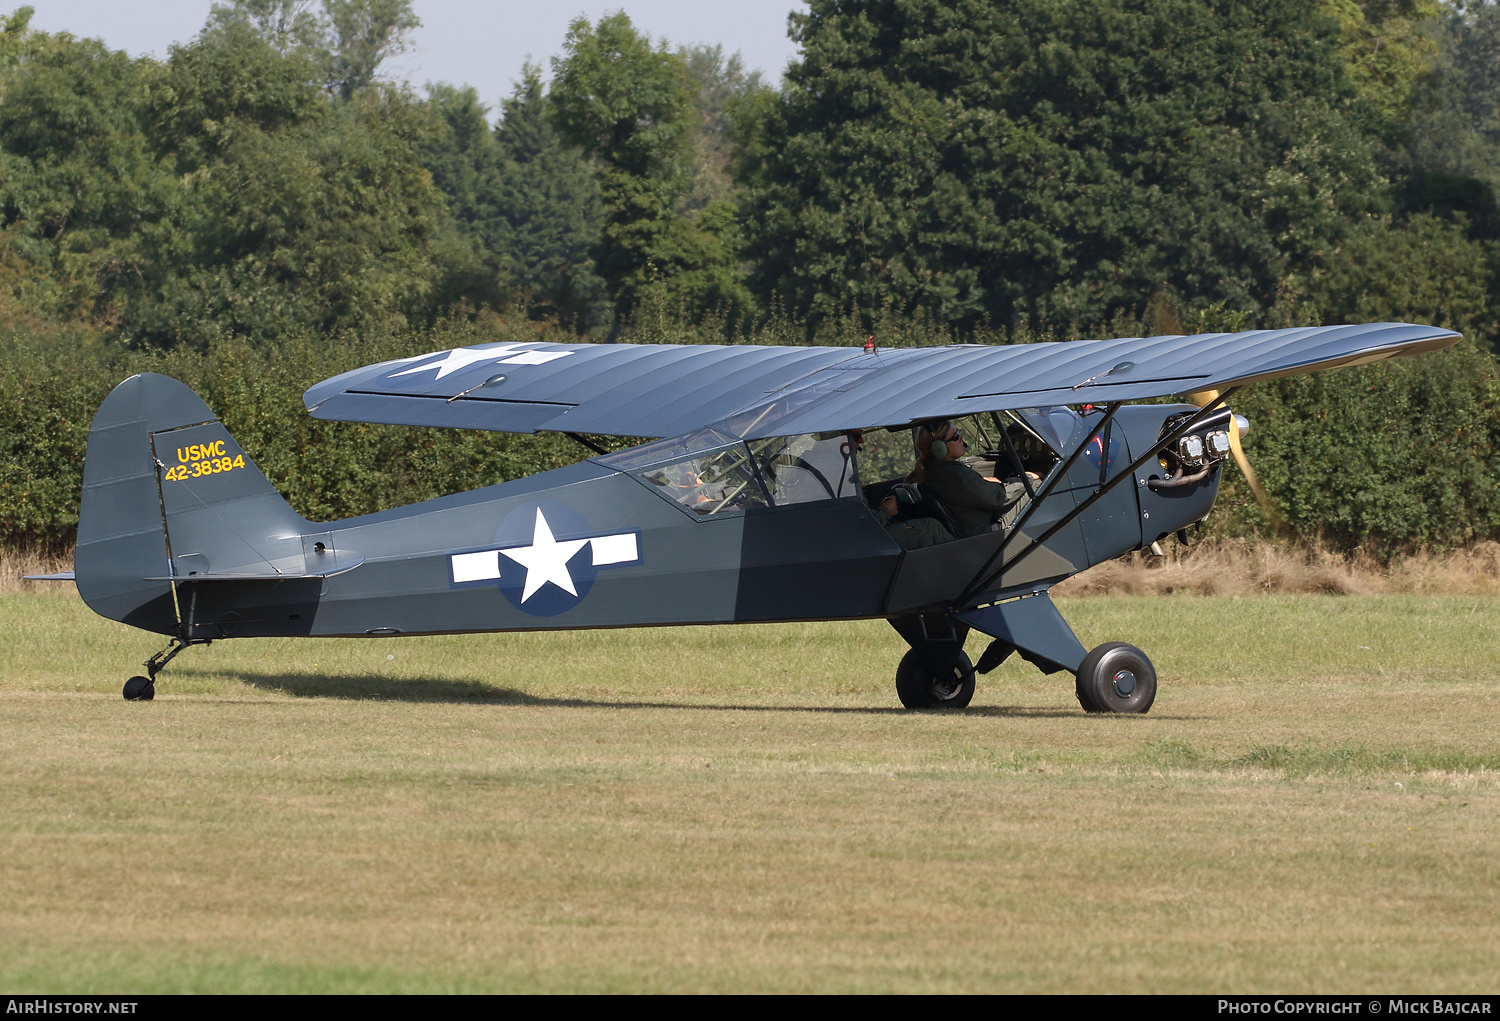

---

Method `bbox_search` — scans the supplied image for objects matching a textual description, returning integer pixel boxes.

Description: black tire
[895,649,975,709]
[123,676,154,701]
[1075,642,1155,714]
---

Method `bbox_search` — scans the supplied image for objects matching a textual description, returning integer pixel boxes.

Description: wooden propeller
[1189,389,1278,524]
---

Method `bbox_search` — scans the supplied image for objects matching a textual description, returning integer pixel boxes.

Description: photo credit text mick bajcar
[1219,1002,1493,1015]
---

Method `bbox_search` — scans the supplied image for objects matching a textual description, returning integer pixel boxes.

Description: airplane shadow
[187,668,1114,718]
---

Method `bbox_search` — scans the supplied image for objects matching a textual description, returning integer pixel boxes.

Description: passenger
[847,430,952,549]
[907,420,1037,538]
[873,492,953,549]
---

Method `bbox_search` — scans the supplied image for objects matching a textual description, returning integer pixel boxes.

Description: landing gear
[1075,642,1156,714]
[895,648,976,709]
[891,603,1160,714]
[887,614,977,709]
[123,636,210,701]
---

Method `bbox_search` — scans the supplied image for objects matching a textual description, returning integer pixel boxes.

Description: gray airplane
[55,323,1458,710]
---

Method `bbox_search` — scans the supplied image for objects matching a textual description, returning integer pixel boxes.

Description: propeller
[1189,389,1280,526]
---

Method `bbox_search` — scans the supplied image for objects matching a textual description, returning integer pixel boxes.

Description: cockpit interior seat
[865,479,961,540]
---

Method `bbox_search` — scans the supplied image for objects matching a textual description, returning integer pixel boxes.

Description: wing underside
[302,323,1460,441]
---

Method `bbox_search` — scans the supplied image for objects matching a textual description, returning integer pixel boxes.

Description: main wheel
[895,649,975,709]
[1075,642,1155,714]
[122,676,154,701]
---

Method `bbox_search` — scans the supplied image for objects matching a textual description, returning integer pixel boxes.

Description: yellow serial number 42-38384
[164,454,245,482]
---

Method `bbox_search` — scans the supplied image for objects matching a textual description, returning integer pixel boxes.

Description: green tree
[421,84,504,239]
[1324,0,1443,132]
[1404,0,1500,191]
[0,3,31,67]
[550,12,691,323]
[1373,1,1500,349]
[126,36,444,347]
[203,0,324,55]
[205,0,419,100]
[1306,213,1496,338]
[678,44,770,214]
[321,0,420,101]
[551,13,751,329]
[742,0,1387,336]
[418,82,510,312]
[0,9,446,347]
[491,69,608,328]
[418,72,608,328]
[0,19,167,323]
[1229,337,1500,554]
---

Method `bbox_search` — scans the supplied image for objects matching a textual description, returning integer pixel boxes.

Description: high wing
[303,323,1460,441]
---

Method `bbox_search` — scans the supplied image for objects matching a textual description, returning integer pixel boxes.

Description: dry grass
[0,547,75,594]
[2,591,1498,993]
[1055,538,1500,597]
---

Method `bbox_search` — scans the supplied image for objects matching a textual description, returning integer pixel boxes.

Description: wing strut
[990,412,1036,501]
[956,403,1123,609]
[957,390,1239,607]
[567,432,610,456]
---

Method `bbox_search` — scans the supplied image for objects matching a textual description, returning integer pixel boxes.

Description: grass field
[2,589,1497,993]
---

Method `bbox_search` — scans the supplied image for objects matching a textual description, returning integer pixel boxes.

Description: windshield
[1014,407,1089,454]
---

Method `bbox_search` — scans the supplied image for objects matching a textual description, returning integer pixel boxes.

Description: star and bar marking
[450,508,639,605]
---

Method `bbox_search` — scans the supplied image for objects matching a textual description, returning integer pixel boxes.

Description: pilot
[907,420,1036,537]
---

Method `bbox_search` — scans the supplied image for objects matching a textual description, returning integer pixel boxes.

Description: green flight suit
[921,459,1028,538]
[873,505,953,550]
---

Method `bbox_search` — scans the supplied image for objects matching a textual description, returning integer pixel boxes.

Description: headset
[917,420,956,460]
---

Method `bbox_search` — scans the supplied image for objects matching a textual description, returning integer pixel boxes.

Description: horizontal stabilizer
[23,572,76,582]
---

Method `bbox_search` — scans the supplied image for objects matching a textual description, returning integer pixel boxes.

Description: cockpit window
[634,442,771,516]
[601,430,859,517]
[596,427,740,473]
[848,411,1084,490]
[749,433,860,504]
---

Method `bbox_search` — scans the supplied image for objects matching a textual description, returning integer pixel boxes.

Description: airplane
[47,322,1459,711]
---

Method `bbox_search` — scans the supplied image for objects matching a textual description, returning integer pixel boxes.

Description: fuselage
[76,375,1220,641]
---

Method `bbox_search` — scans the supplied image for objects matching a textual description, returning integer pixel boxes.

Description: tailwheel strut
[123,636,212,701]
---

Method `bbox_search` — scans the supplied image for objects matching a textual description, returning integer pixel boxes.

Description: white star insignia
[389,346,519,381]
[499,508,592,602]
[387,345,573,381]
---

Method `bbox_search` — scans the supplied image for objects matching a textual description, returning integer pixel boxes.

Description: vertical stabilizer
[75,374,307,633]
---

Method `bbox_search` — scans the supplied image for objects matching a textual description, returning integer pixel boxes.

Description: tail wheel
[122,676,155,701]
[895,649,975,709]
[1075,642,1156,714]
